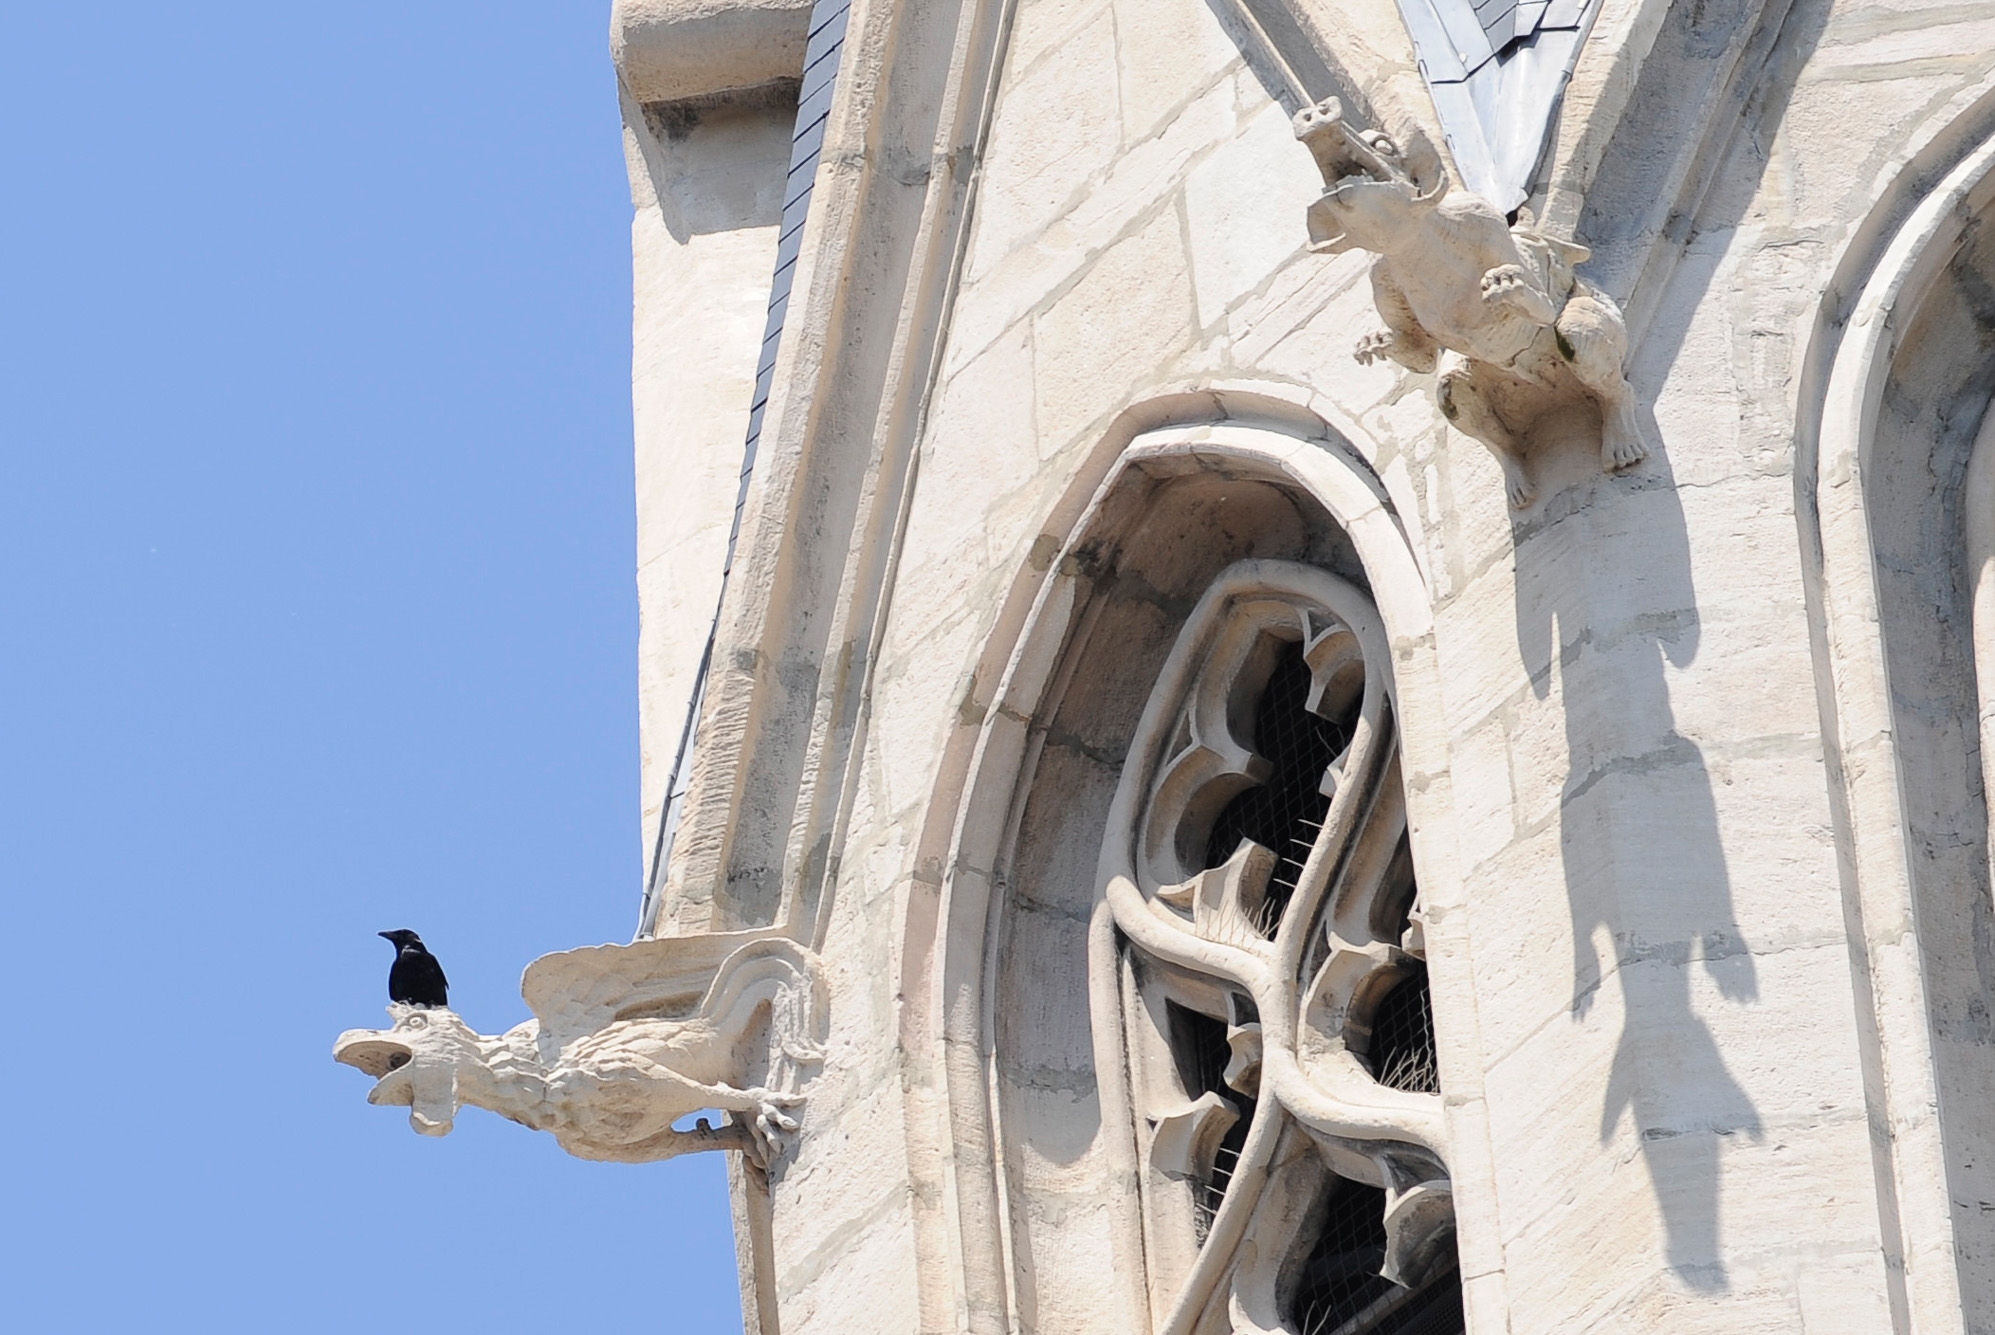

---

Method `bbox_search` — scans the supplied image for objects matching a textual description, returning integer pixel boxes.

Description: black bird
[379,929,449,1009]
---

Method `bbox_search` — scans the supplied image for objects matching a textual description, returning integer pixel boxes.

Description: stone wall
[616,1,1995,1330]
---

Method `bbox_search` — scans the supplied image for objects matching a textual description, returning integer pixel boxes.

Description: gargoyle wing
[519,927,788,1039]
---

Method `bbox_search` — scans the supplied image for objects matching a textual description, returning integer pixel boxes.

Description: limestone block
[1666,480,1819,700]
[1808,10,1995,80]
[1674,751,1841,952]
[1500,697,1568,838]
[1682,942,1869,1128]
[1423,426,1516,596]
[1182,101,1318,328]
[1664,612,1819,757]
[1108,0,1240,147]
[1552,761,1759,977]
[867,610,985,817]
[1428,558,1533,738]
[872,507,989,680]
[1797,1251,1899,1333]
[612,0,815,104]
[946,76,1235,378]
[1660,1127,1881,1310]
[1775,65,1969,230]
[1224,242,1370,372]
[773,1182,924,1334]
[901,320,1040,589]
[1587,1275,1802,1334]
[1541,641,1708,799]
[928,320,1040,483]
[1485,1052,1870,1326]
[1645,241,1744,473]
[1012,1192,1124,1333]
[1031,206,1192,451]
[968,8,1122,282]
[1455,824,1591,1062]
[1005,0,1113,81]
[1445,715,1519,875]
[1480,982,1660,1317]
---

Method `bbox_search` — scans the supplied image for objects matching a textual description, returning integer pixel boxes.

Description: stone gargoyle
[1293,96,1649,508]
[335,932,824,1166]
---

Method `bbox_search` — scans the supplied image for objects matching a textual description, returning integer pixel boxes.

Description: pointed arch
[1797,76,1995,1335]
[893,394,1510,1333]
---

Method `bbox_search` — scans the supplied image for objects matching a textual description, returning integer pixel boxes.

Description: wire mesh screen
[1202,637,1354,930]
[1290,1181,1465,1335]
[1167,1002,1255,1242]
[1177,632,1459,1330]
[1369,966,1440,1094]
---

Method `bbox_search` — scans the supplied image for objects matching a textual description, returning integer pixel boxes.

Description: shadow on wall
[1512,417,1762,1293]
[1501,0,1837,1291]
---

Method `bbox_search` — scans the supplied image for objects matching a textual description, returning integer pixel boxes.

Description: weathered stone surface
[408,2,1995,1331]
[612,0,815,103]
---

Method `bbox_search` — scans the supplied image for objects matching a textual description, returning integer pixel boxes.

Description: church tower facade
[338,2,1995,1330]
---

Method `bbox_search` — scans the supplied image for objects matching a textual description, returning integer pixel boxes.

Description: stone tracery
[1096,558,1460,1334]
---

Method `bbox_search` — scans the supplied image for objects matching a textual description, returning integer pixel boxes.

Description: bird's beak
[378,931,394,941]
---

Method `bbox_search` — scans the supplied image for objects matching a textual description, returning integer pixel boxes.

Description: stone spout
[335,934,825,1166]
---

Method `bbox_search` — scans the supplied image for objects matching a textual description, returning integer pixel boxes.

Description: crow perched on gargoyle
[379,929,449,1008]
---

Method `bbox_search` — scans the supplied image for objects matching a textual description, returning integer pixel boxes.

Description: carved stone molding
[1097,558,1456,1334]
[612,0,816,105]
[335,933,824,1166]
[1293,96,1650,509]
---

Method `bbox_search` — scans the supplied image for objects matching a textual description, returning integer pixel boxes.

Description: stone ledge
[613,0,815,104]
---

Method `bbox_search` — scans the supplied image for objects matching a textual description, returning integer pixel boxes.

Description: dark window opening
[1202,638,1354,931]
[1167,1001,1255,1243]
[1367,965,1440,1095]
[1290,1182,1464,1335]
[1372,836,1418,944]
[1171,630,1457,1324]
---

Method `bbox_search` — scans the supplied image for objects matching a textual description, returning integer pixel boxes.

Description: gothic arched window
[1096,558,1462,1335]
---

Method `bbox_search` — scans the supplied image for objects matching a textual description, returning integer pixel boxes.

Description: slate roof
[1395,0,1599,211]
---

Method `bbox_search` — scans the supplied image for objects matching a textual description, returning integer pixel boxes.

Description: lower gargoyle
[335,933,824,1165]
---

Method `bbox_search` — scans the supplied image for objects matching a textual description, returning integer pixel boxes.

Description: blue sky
[0,4,741,1329]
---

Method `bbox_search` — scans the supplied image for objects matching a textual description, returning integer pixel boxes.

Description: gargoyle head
[334,1005,493,1137]
[1292,97,1449,255]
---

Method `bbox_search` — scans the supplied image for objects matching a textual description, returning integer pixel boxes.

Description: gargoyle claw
[1353,329,1396,366]
[1481,264,1525,300]
[740,1088,809,1161]
[1480,265,1553,322]
[748,1089,805,1126]
[1505,468,1538,511]
[1601,426,1648,472]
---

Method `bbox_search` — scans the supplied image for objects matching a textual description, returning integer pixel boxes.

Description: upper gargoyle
[1293,97,1649,508]
[335,932,824,1166]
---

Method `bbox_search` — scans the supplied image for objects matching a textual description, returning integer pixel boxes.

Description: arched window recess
[1096,558,1460,1335]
